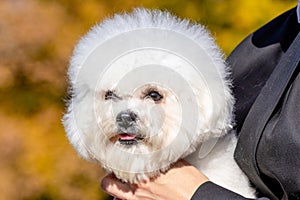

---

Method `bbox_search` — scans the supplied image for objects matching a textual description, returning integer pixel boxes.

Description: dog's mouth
[110,133,144,146]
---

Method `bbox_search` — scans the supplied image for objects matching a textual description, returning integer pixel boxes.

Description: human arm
[101,160,271,200]
[101,160,209,200]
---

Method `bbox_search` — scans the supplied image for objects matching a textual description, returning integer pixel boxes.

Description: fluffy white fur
[63,8,256,198]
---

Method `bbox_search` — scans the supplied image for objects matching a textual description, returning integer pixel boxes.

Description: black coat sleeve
[191,182,269,200]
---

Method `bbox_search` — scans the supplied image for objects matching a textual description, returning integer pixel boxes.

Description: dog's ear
[62,90,96,161]
[62,109,89,160]
[209,76,234,136]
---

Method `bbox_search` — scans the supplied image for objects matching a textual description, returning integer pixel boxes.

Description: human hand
[101,160,209,200]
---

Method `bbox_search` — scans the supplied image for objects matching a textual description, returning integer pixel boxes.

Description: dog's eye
[105,90,116,100]
[146,91,163,102]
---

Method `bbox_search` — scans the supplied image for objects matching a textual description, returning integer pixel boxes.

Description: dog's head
[98,83,180,152]
[63,8,234,183]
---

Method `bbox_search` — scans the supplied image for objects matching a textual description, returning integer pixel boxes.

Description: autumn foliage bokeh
[0,0,296,199]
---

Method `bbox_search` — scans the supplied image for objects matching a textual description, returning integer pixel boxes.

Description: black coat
[192,7,300,200]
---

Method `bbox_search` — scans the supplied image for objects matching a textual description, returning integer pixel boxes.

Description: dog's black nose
[116,110,137,127]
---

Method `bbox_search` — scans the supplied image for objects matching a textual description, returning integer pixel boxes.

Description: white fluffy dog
[63,8,256,198]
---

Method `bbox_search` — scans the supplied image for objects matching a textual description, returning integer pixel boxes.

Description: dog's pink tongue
[119,134,135,140]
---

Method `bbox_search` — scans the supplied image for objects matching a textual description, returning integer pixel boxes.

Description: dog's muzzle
[115,110,142,145]
[116,110,137,128]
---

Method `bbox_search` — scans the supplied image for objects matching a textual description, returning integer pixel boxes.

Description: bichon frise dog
[63,8,256,198]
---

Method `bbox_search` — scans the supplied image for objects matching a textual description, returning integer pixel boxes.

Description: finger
[101,174,136,200]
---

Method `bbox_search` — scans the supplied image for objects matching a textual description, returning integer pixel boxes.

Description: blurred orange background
[0,0,296,199]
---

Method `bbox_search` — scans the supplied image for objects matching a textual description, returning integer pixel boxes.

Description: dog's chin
[103,134,173,183]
